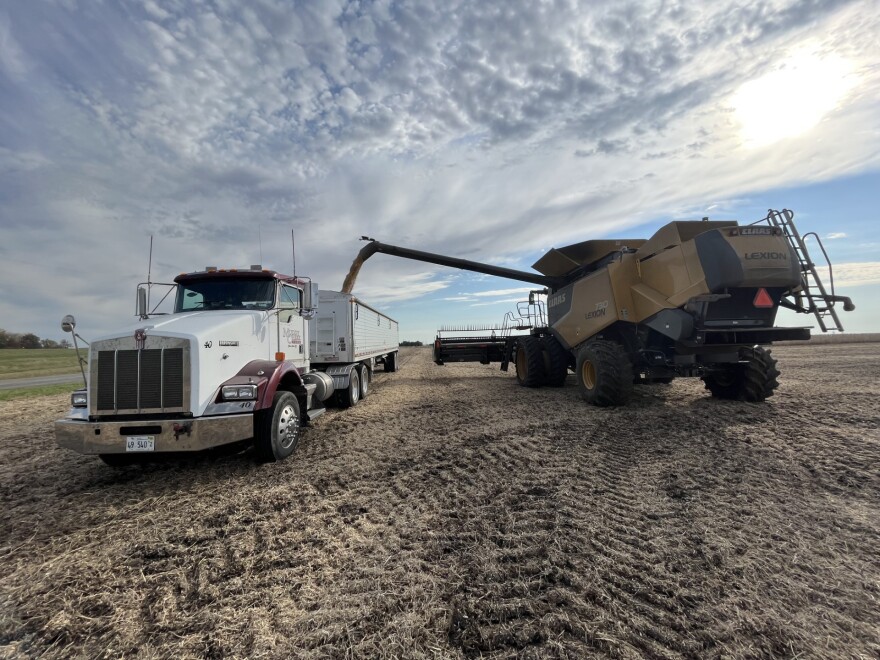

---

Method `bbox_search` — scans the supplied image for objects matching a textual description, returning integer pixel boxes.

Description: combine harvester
[347,209,854,406]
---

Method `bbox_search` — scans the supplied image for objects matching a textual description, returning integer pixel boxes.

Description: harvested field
[1,344,878,659]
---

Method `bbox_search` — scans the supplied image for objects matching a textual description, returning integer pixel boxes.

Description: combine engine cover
[539,220,810,352]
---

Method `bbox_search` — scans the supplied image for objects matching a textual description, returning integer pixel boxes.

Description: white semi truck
[54,265,399,465]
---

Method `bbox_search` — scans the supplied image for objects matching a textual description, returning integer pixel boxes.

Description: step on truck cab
[55,265,399,465]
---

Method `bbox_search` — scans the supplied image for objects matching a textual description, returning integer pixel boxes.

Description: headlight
[221,385,257,400]
[71,391,87,407]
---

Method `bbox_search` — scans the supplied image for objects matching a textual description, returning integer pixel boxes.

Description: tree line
[0,329,70,349]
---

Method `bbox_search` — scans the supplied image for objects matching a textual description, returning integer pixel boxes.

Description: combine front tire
[515,336,546,387]
[255,391,301,462]
[543,336,570,387]
[575,340,634,406]
[703,346,779,402]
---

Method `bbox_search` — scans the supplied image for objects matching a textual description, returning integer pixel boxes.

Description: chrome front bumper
[54,414,254,454]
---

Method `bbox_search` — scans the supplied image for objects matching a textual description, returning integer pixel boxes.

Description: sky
[1,0,878,345]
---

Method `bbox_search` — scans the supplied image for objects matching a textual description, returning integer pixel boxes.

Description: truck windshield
[175,278,276,312]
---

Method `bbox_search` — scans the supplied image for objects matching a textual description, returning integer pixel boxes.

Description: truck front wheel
[575,340,633,406]
[255,391,301,462]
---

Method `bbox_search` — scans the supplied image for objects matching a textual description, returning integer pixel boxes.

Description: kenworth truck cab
[55,265,398,465]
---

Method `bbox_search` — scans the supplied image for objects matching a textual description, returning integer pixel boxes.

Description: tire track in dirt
[1,344,878,658]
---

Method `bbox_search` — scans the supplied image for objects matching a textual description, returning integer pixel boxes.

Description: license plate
[126,436,155,452]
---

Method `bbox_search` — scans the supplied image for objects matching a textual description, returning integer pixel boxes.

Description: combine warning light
[753,288,774,308]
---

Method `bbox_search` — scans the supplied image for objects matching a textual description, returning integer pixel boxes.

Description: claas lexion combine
[351,209,854,406]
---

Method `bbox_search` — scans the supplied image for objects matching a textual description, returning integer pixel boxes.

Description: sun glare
[733,51,856,148]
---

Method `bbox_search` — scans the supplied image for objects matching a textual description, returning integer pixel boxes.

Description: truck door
[277,284,308,369]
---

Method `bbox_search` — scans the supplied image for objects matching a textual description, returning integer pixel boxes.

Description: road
[0,373,82,390]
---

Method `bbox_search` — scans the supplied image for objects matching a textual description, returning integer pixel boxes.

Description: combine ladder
[761,209,854,332]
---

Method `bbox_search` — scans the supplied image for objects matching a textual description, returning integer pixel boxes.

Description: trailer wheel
[542,336,570,387]
[384,351,398,372]
[703,346,779,402]
[336,368,361,408]
[358,365,370,399]
[255,391,301,462]
[515,336,546,387]
[575,340,633,406]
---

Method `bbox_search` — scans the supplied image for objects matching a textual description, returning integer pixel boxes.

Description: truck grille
[96,348,185,411]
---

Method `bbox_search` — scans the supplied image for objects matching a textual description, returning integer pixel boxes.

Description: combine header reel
[432,291,547,366]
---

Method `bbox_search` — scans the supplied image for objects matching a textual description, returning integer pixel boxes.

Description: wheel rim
[581,360,596,389]
[276,403,299,450]
[361,368,369,395]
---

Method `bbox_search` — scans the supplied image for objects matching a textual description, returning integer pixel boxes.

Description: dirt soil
[1,344,878,659]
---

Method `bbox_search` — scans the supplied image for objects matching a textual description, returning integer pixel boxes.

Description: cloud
[825,232,847,239]
[1,0,879,342]
[815,262,880,288]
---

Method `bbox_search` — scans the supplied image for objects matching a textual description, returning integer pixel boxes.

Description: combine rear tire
[703,345,779,402]
[255,391,301,462]
[335,368,361,408]
[543,336,570,387]
[575,340,633,406]
[515,336,546,387]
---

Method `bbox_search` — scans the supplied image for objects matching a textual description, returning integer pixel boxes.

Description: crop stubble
[0,344,878,658]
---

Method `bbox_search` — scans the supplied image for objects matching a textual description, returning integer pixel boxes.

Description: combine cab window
[175,279,276,312]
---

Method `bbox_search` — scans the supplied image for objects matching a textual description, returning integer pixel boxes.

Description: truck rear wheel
[575,340,633,406]
[358,365,370,399]
[335,368,361,408]
[384,351,398,372]
[542,336,570,387]
[702,346,779,402]
[255,391,301,462]
[515,336,546,387]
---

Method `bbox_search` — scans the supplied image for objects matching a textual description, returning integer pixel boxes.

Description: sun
[732,50,856,148]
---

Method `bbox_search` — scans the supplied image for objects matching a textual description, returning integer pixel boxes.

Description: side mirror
[137,287,148,319]
[61,314,76,333]
[302,282,319,312]
[528,292,536,305]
